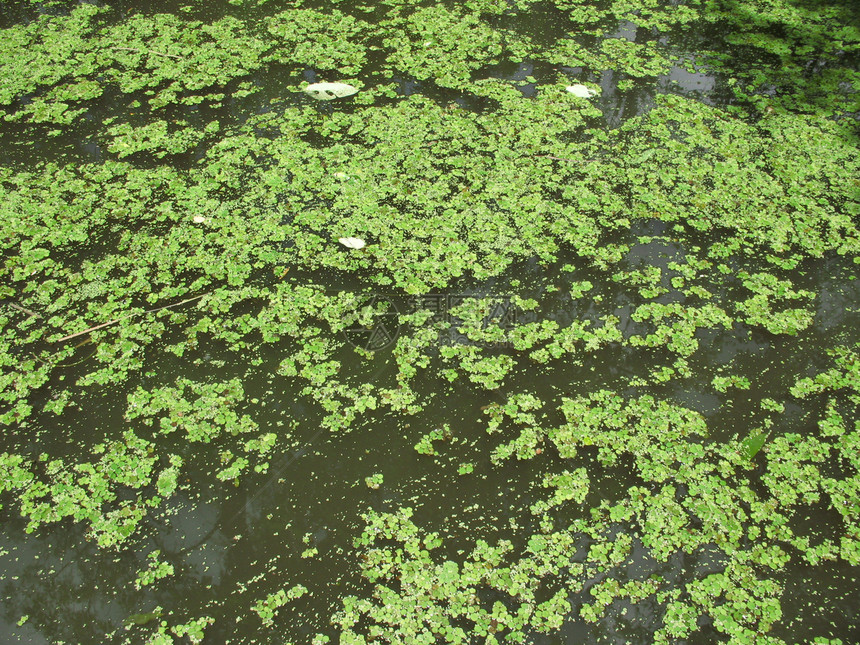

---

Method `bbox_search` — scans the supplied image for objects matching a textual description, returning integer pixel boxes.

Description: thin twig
[112,46,183,60]
[140,293,207,316]
[55,318,123,342]
[4,302,41,318]
[56,345,98,368]
[55,293,208,343]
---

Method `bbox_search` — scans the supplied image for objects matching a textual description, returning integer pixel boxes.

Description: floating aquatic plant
[0,0,857,642]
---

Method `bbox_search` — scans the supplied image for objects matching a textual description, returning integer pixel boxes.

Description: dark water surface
[0,0,858,643]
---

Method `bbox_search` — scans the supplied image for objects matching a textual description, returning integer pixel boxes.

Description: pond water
[0,0,858,643]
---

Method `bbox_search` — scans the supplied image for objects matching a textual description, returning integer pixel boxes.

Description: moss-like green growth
[0,0,857,642]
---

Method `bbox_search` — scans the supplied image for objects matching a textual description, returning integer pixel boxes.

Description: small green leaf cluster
[0,431,180,547]
[414,426,449,456]
[169,616,215,644]
[712,374,751,393]
[735,271,814,336]
[338,508,577,643]
[265,9,369,74]
[364,473,383,489]
[629,302,733,357]
[252,584,308,627]
[126,378,258,443]
[106,120,218,159]
[380,5,531,90]
[530,468,589,514]
[482,393,547,462]
[790,345,860,403]
[135,550,175,589]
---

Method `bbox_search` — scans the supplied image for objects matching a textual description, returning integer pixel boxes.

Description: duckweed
[0,0,858,641]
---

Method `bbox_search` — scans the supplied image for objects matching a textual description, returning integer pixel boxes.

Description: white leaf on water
[566,84,598,98]
[304,82,359,100]
[339,237,366,249]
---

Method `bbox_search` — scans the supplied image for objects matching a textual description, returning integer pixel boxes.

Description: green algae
[0,0,858,642]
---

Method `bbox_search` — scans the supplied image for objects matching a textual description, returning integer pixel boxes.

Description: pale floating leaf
[566,84,598,98]
[304,82,359,101]
[339,237,366,249]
